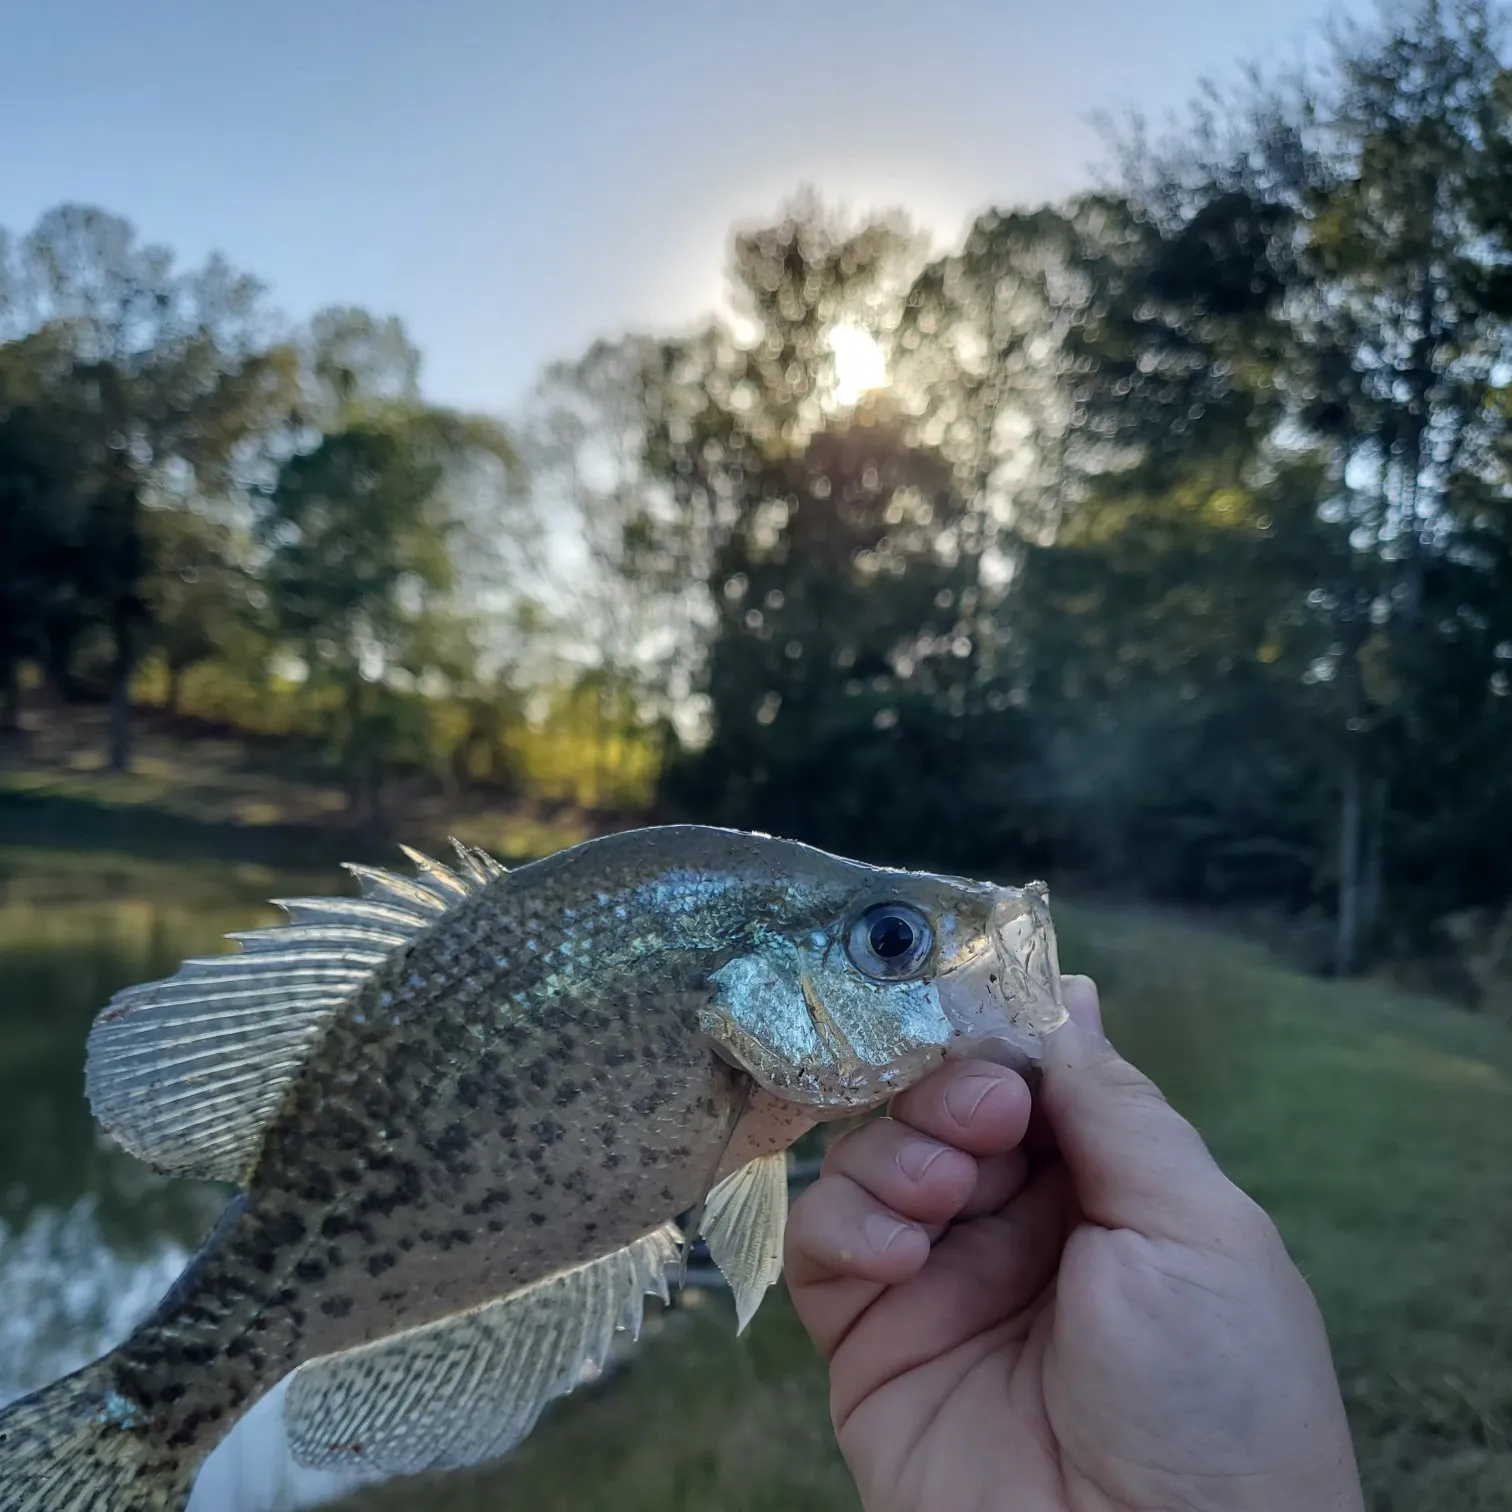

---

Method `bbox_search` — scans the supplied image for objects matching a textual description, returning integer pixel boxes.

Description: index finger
[885,1059,1032,1156]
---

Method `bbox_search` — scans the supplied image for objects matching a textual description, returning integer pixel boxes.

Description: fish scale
[0,824,1066,1510]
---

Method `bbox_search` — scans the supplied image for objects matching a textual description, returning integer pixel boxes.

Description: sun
[828,324,888,406]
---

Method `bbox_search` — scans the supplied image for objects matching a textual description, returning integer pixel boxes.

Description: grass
[328,901,1512,1512]
[1065,906,1512,1512]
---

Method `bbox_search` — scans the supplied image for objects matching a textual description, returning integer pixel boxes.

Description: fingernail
[945,1073,1003,1127]
[1061,975,1106,1039]
[864,1212,921,1255]
[896,1137,947,1182]
[1046,1013,1083,1070]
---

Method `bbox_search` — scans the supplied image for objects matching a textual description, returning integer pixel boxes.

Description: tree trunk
[344,676,367,818]
[342,675,388,835]
[594,680,610,811]
[1335,747,1363,977]
[353,752,387,836]
[44,621,77,704]
[1359,776,1387,955]
[0,657,20,734]
[108,607,135,774]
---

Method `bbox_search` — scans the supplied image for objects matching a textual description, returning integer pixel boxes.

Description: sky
[1,0,1366,418]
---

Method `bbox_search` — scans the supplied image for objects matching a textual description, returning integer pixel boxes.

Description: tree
[1301,0,1512,967]
[259,311,520,823]
[523,335,694,796]
[630,198,1042,863]
[0,204,296,768]
[0,330,84,731]
[139,502,255,715]
[1112,0,1512,966]
[668,409,1006,863]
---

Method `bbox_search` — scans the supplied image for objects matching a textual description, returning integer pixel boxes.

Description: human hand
[784,975,1365,1512]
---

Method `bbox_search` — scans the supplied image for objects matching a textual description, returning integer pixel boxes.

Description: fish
[0,823,1066,1511]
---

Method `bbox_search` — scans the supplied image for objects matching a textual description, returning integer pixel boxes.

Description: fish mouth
[934,882,1067,1072]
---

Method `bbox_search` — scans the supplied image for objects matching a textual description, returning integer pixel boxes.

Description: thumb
[1041,976,1250,1246]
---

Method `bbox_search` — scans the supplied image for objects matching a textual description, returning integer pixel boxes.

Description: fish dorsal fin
[84,840,499,1184]
[700,1151,789,1334]
[283,1223,682,1476]
[448,836,508,886]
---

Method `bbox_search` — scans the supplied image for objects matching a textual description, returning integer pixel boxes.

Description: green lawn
[330,901,1512,1512]
[1067,906,1512,1511]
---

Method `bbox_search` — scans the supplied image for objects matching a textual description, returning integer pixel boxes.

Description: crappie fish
[0,824,1065,1510]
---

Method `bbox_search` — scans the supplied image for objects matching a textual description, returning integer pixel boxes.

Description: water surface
[0,849,379,1508]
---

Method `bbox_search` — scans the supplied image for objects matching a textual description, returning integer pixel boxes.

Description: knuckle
[788,1172,839,1226]
[818,1125,867,1175]
[1104,1055,1170,1104]
[1215,1185,1286,1257]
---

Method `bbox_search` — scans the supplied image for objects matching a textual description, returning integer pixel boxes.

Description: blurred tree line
[4,0,1512,972]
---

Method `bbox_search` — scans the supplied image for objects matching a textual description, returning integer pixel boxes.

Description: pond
[0,850,395,1507]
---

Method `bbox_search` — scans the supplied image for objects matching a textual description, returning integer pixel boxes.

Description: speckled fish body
[0,825,1066,1511]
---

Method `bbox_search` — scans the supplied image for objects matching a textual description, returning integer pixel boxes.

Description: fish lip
[934,885,1066,1069]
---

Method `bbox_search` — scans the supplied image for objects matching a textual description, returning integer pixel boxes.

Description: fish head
[701,866,1067,1115]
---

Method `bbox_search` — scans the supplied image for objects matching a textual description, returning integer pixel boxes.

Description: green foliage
[539,5,1512,960]
[0,205,297,768]
[139,502,261,711]
[663,408,1023,865]
[257,397,520,818]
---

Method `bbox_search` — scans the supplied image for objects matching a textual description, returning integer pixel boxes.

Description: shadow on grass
[0,791,364,872]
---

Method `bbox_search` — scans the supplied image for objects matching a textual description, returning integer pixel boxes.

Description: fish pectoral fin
[700,1150,789,1335]
[283,1223,681,1477]
[84,841,503,1184]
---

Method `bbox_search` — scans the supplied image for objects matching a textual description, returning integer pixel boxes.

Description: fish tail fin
[0,1358,197,1512]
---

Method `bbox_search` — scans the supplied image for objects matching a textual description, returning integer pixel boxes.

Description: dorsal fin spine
[84,842,504,1184]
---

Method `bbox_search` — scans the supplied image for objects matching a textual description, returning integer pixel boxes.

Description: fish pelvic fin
[681,1071,754,1289]
[701,1151,789,1334]
[283,1223,682,1477]
[84,840,504,1184]
[0,1357,196,1512]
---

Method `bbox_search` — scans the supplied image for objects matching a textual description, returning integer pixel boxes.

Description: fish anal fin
[701,1151,789,1334]
[283,1224,681,1476]
[84,844,502,1184]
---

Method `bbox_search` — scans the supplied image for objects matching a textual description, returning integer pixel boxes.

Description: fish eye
[846,903,933,981]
